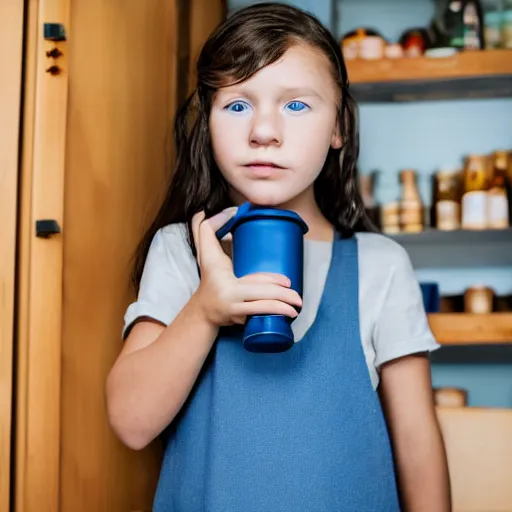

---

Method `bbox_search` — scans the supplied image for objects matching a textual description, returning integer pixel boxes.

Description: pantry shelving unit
[386,227,512,346]
[388,228,512,268]
[346,49,512,102]
[428,312,512,344]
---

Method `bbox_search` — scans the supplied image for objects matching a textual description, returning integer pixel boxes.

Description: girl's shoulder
[155,222,190,251]
[150,222,196,268]
[355,232,410,269]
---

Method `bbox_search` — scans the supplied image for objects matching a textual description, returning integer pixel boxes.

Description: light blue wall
[228,0,512,407]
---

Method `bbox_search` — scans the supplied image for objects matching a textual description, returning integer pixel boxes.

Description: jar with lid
[461,154,489,230]
[399,169,424,232]
[434,169,462,230]
[488,150,511,228]
[381,202,401,234]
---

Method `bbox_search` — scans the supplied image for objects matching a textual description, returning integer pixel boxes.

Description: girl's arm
[106,210,302,450]
[379,353,451,512]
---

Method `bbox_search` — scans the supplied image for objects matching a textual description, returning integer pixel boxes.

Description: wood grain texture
[59,0,180,510]
[14,0,70,511]
[428,313,512,344]
[347,49,512,84]
[437,407,512,512]
[15,0,40,509]
[188,0,226,92]
[0,1,24,510]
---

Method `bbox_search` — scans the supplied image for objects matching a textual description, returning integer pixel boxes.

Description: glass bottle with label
[502,0,512,48]
[462,154,489,229]
[399,169,424,233]
[488,151,511,228]
[463,0,485,49]
[443,0,485,49]
[462,155,489,229]
[435,169,462,230]
[482,0,502,48]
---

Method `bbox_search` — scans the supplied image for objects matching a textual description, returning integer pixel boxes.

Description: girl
[106,3,451,511]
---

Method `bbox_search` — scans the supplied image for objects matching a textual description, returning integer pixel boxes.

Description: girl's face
[209,44,342,210]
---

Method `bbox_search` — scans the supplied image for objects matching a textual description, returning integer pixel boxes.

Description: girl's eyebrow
[279,87,323,99]
[216,86,324,101]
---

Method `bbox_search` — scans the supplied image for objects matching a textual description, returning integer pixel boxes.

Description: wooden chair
[437,407,512,512]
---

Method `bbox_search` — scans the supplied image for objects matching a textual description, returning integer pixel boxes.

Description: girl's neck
[267,186,335,242]
[283,197,334,242]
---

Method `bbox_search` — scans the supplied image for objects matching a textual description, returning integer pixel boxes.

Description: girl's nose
[249,110,282,147]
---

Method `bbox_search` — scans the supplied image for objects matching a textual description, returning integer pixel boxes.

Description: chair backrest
[436,407,512,512]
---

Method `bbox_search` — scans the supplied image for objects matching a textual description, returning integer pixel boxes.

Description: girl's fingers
[238,273,291,288]
[191,211,206,264]
[197,207,238,267]
[233,300,299,319]
[239,284,302,308]
[206,206,238,232]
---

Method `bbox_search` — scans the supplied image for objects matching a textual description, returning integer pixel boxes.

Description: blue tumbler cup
[216,202,309,353]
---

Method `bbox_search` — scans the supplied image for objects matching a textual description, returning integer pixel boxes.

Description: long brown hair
[132,2,373,291]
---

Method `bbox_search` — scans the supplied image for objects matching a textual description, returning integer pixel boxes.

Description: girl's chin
[235,190,292,208]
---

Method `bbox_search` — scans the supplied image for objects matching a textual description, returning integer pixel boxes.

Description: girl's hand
[192,209,302,327]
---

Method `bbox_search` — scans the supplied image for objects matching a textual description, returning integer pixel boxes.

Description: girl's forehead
[217,45,336,98]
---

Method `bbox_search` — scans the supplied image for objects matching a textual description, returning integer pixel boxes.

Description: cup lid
[215,202,309,240]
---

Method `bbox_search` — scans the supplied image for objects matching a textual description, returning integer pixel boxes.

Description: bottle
[381,202,401,234]
[463,0,486,48]
[502,0,512,47]
[434,169,462,230]
[461,154,489,229]
[488,150,511,228]
[399,170,424,233]
[482,0,502,48]
[444,0,485,49]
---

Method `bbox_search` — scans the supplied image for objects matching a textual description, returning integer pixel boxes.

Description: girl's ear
[330,121,342,149]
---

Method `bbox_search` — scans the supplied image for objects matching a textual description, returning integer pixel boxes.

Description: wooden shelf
[347,49,512,102]
[428,313,512,345]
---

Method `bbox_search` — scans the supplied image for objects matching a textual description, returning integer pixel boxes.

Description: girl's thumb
[196,207,238,265]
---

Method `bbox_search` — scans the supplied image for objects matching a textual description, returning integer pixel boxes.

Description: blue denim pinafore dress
[153,236,400,511]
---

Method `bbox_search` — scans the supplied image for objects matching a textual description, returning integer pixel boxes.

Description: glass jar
[461,154,489,230]
[488,151,511,228]
[434,169,462,231]
[399,169,424,232]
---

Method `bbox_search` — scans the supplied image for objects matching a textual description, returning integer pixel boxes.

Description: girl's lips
[244,162,284,178]
[245,161,284,169]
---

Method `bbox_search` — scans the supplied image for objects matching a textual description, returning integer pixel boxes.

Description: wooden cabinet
[0,0,225,511]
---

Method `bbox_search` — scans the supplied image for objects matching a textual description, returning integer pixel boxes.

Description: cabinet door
[58,0,222,510]
[15,0,70,510]
[0,2,24,511]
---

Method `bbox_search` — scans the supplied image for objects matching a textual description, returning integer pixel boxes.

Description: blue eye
[225,101,251,113]
[286,101,309,112]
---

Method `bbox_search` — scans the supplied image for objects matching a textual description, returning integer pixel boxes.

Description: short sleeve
[122,224,199,339]
[372,245,440,367]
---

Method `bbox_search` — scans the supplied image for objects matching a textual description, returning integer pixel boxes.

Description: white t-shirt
[123,223,440,389]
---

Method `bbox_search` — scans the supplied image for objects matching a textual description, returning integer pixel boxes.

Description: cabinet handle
[43,23,66,42]
[35,219,61,238]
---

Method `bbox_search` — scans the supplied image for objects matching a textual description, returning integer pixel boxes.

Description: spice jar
[488,151,511,229]
[461,154,489,230]
[399,170,424,232]
[381,202,401,234]
[464,286,494,314]
[434,169,461,231]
